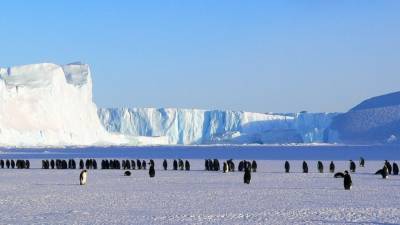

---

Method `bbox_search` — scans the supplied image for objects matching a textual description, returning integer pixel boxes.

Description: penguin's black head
[344,170,349,174]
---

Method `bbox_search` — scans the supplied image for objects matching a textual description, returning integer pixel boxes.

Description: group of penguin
[8,157,397,189]
[0,159,30,169]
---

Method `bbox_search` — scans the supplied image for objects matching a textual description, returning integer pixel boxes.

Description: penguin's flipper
[375,169,383,175]
[334,172,345,178]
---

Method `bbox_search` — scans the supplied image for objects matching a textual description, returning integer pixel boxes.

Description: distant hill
[329,91,400,144]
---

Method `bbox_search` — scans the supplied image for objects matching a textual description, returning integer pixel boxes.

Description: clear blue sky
[1,1,399,113]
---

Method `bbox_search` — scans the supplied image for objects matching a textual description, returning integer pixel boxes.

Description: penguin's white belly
[80,172,87,185]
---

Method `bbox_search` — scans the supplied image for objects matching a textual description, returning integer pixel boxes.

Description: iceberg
[0,62,132,147]
[98,108,337,145]
[0,62,339,147]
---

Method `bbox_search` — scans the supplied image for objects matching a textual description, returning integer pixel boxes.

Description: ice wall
[0,62,129,147]
[98,108,337,145]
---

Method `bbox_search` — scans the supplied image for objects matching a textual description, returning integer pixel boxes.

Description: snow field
[0,160,399,224]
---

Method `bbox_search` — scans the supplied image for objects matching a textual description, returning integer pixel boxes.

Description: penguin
[149,165,155,178]
[173,160,178,170]
[79,159,84,170]
[11,160,15,169]
[251,160,257,172]
[228,160,235,172]
[137,159,142,170]
[125,160,130,170]
[223,162,229,173]
[302,161,308,173]
[25,160,30,169]
[149,159,155,167]
[93,159,97,170]
[0,160,4,169]
[204,159,209,171]
[213,159,220,171]
[359,157,365,167]
[80,170,88,185]
[334,172,345,178]
[238,161,244,172]
[163,159,168,170]
[329,161,335,173]
[122,160,126,169]
[5,160,10,169]
[343,171,352,190]
[72,159,76,169]
[317,161,324,173]
[50,160,55,169]
[124,171,131,176]
[385,160,392,174]
[284,161,290,173]
[349,160,356,173]
[208,159,214,171]
[382,165,389,179]
[131,160,136,170]
[243,168,251,184]
[178,159,184,170]
[142,160,146,170]
[393,162,399,175]
[185,160,190,171]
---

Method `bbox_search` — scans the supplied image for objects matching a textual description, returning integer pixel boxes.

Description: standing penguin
[243,168,251,184]
[185,160,190,171]
[343,171,352,190]
[149,165,155,178]
[318,161,324,173]
[163,159,168,170]
[173,160,178,170]
[223,162,229,173]
[80,170,88,185]
[284,161,290,173]
[382,165,389,179]
[238,161,244,172]
[329,161,335,173]
[359,157,365,167]
[6,160,10,169]
[11,160,15,169]
[393,162,399,175]
[385,160,392,174]
[251,160,257,172]
[79,159,84,170]
[349,160,356,173]
[302,161,308,173]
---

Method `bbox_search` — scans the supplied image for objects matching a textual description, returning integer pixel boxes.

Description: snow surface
[98,108,337,145]
[0,159,399,225]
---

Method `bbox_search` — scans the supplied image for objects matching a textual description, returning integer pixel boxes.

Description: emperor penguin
[317,161,324,173]
[382,165,389,179]
[223,162,229,173]
[359,157,365,167]
[349,160,356,173]
[251,160,257,172]
[149,165,155,178]
[343,171,352,190]
[244,168,251,184]
[303,161,308,173]
[329,161,335,173]
[284,161,290,173]
[393,162,399,175]
[163,159,168,170]
[80,170,88,185]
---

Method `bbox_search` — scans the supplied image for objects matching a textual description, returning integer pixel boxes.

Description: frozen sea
[0,145,400,224]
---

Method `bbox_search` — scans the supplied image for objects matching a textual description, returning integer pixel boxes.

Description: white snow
[0,159,399,224]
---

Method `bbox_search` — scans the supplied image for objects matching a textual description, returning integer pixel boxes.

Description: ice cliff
[0,62,340,147]
[98,108,337,145]
[0,62,133,147]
